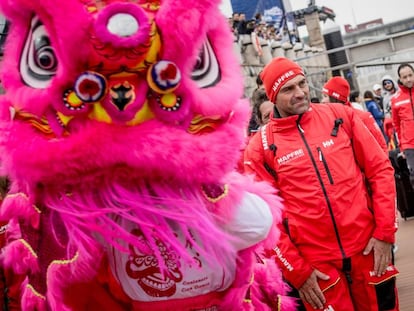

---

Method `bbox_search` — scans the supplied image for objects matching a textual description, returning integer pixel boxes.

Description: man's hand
[298,269,330,309]
[363,237,393,276]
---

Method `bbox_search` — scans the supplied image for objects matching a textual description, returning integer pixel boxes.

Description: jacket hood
[381,75,399,90]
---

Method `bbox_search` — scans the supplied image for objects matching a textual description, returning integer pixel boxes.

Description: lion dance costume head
[0,0,296,310]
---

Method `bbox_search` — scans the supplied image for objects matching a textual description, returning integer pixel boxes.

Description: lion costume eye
[191,38,220,88]
[35,41,57,71]
[20,16,58,89]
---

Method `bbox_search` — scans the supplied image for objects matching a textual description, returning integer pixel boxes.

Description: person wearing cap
[321,77,387,153]
[381,75,399,118]
[244,57,398,311]
[373,83,384,111]
[322,76,363,110]
[391,63,414,190]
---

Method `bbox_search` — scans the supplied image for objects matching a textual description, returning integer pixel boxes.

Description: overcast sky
[291,0,414,31]
[221,0,414,33]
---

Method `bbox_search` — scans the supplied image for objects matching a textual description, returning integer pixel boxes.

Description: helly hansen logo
[331,92,340,99]
[324,306,335,311]
[322,87,340,100]
[277,149,304,165]
[322,139,334,148]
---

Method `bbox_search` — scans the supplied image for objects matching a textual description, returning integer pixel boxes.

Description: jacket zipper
[317,147,334,184]
[296,121,347,259]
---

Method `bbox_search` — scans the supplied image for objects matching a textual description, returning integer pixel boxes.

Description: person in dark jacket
[364,90,385,135]
[373,83,384,111]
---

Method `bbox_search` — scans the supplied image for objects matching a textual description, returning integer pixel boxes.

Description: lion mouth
[137,273,177,297]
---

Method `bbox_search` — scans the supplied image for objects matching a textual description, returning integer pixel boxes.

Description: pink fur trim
[219,249,255,310]
[0,192,39,225]
[46,257,84,311]
[21,279,47,311]
[220,249,298,311]
[1,239,39,274]
[0,110,248,186]
[221,250,297,311]
[43,179,240,275]
[250,259,298,311]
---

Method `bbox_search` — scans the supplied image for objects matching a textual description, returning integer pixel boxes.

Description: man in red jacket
[321,76,388,154]
[391,63,414,189]
[244,57,399,311]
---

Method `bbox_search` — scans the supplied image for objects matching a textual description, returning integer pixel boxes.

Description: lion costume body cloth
[0,0,296,310]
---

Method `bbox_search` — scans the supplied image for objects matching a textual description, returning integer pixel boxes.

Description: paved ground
[395,215,414,310]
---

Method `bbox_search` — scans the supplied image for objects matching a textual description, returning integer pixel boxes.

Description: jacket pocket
[366,264,399,310]
[318,268,341,293]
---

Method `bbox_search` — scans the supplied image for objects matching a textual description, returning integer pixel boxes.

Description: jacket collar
[270,106,311,132]
[399,83,413,93]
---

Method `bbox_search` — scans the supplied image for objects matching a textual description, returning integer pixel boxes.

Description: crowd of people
[247,66,408,152]
[228,11,306,100]
[230,12,284,46]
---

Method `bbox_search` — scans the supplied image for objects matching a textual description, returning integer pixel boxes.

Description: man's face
[274,75,310,117]
[374,89,382,96]
[321,93,330,103]
[383,80,394,91]
[399,66,414,89]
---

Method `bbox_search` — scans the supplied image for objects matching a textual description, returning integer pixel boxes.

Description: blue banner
[230,0,284,26]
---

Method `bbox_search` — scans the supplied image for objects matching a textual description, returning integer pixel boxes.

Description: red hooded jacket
[345,103,388,154]
[391,84,414,151]
[244,103,397,289]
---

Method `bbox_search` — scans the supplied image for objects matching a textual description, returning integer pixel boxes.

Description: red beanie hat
[322,77,350,103]
[260,57,305,103]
